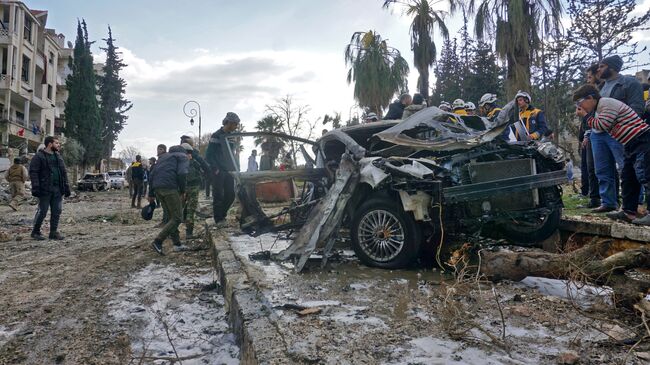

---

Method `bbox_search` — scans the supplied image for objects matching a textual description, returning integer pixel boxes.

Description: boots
[186,224,194,239]
[136,197,142,209]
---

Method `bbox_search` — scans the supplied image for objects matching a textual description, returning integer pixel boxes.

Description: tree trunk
[417,67,430,100]
[453,239,650,310]
[506,51,531,98]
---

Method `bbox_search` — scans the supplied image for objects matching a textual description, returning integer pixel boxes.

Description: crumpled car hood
[371,102,516,153]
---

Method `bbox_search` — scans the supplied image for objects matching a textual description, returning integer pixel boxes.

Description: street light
[183,100,202,149]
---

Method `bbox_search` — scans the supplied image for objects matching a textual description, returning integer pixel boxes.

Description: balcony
[0,74,10,89]
[0,29,12,44]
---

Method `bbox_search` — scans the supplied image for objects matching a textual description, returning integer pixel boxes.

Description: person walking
[29,136,71,240]
[247,149,258,172]
[180,141,209,238]
[5,158,28,211]
[574,84,650,225]
[130,155,145,208]
[148,145,190,254]
[206,112,241,227]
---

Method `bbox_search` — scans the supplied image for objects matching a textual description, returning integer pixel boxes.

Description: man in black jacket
[29,136,71,240]
[206,112,240,227]
[148,145,189,254]
[383,94,412,120]
[130,155,145,208]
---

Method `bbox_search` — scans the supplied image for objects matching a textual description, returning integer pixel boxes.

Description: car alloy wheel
[356,209,405,262]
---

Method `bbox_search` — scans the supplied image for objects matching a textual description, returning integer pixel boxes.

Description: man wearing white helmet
[452,99,467,115]
[439,102,452,112]
[478,93,501,121]
[465,102,477,116]
[514,91,548,140]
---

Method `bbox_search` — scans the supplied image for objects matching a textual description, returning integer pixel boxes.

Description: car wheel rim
[357,209,405,262]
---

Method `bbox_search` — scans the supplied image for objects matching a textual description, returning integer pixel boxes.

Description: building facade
[0,1,72,158]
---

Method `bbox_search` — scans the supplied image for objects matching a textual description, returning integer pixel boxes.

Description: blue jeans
[590,132,624,208]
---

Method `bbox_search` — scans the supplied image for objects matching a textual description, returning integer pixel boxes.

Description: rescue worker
[130,155,145,208]
[5,158,28,211]
[439,102,452,112]
[206,112,240,227]
[478,93,501,121]
[148,145,189,254]
[465,102,477,116]
[514,91,548,140]
[364,112,379,123]
[452,99,467,115]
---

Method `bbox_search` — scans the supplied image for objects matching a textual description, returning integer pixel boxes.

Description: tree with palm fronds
[344,30,410,116]
[383,0,457,101]
[469,0,563,97]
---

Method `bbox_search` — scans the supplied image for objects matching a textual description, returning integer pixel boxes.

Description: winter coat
[402,104,426,120]
[29,150,70,196]
[206,128,238,172]
[384,101,406,120]
[600,74,644,117]
[148,145,189,195]
[130,161,145,181]
[5,164,28,183]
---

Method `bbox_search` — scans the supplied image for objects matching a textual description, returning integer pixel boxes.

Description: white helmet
[452,99,465,109]
[478,93,498,107]
[465,101,476,111]
[439,102,452,111]
[515,90,531,104]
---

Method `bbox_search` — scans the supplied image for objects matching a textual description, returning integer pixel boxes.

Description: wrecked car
[228,103,566,270]
[77,173,110,191]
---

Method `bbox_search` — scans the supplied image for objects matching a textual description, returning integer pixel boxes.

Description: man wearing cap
[478,93,501,121]
[598,55,644,116]
[574,84,650,225]
[206,112,240,227]
[513,91,548,141]
[148,145,190,254]
[438,102,452,112]
[364,113,379,123]
[452,99,467,115]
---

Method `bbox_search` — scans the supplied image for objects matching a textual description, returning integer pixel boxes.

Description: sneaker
[173,244,190,252]
[49,232,65,240]
[151,239,164,255]
[605,210,636,223]
[591,205,616,213]
[31,231,46,241]
[631,214,650,226]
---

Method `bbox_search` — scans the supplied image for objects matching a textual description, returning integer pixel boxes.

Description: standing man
[148,145,189,254]
[206,112,240,227]
[130,155,145,208]
[5,158,28,211]
[29,136,71,240]
[247,149,258,172]
[384,94,412,120]
[574,85,650,225]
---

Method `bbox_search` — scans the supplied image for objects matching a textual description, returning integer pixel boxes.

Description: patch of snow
[0,325,18,348]
[298,300,341,307]
[519,276,613,308]
[325,305,387,328]
[349,282,371,290]
[107,263,239,364]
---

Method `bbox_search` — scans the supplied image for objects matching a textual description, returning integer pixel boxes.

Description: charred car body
[229,103,566,271]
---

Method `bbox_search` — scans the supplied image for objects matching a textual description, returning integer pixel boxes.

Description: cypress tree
[464,42,504,106]
[98,26,132,162]
[64,20,102,169]
[430,39,462,106]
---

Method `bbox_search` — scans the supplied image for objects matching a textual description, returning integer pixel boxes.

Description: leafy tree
[383,0,457,100]
[344,30,410,116]
[98,26,132,162]
[65,20,102,169]
[322,112,342,129]
[254,115,283,146]
[567,0,650,65]
[470,0,563,96]
[430,38,463,106]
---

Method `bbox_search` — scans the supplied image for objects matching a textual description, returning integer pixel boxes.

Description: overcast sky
[29,0,650,164]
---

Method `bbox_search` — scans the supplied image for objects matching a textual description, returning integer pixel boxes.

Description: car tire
[499,208,561,244]
[350,197,421,269]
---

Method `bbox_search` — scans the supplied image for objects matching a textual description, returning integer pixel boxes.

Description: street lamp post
[183,100,202,149]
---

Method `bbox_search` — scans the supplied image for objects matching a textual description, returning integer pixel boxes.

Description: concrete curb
[561,216,650,242]
[206,221,293,365]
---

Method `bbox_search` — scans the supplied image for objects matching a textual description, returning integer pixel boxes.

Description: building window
[47,84,52,100]
[23,16,32,43]
[16,110,24,122]
[21,55,29,82]
[49,51,54,64]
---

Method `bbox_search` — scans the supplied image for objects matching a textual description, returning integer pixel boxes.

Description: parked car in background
[107,170,127,189]
[77,173,110,191]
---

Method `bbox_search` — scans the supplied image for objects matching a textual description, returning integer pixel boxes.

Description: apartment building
[0,1,72,158]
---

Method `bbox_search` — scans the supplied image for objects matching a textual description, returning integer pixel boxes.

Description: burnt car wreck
[229,103,566,272]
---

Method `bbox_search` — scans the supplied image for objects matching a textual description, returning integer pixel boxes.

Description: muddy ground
[0,190,239,365]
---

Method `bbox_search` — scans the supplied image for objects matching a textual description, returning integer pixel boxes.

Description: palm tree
[344,30,410,116]
[383,0,457,100]
[470,0,563,97]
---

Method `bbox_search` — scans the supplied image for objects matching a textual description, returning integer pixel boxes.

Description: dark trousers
[131,179,144,207]
[33,188,63,234]
[621,132,650,213]
[212,171,235,222]
[584,139,600,201]
[155,188,182,243]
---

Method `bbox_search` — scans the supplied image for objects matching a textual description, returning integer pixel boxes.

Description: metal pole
[183,100,201,149]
